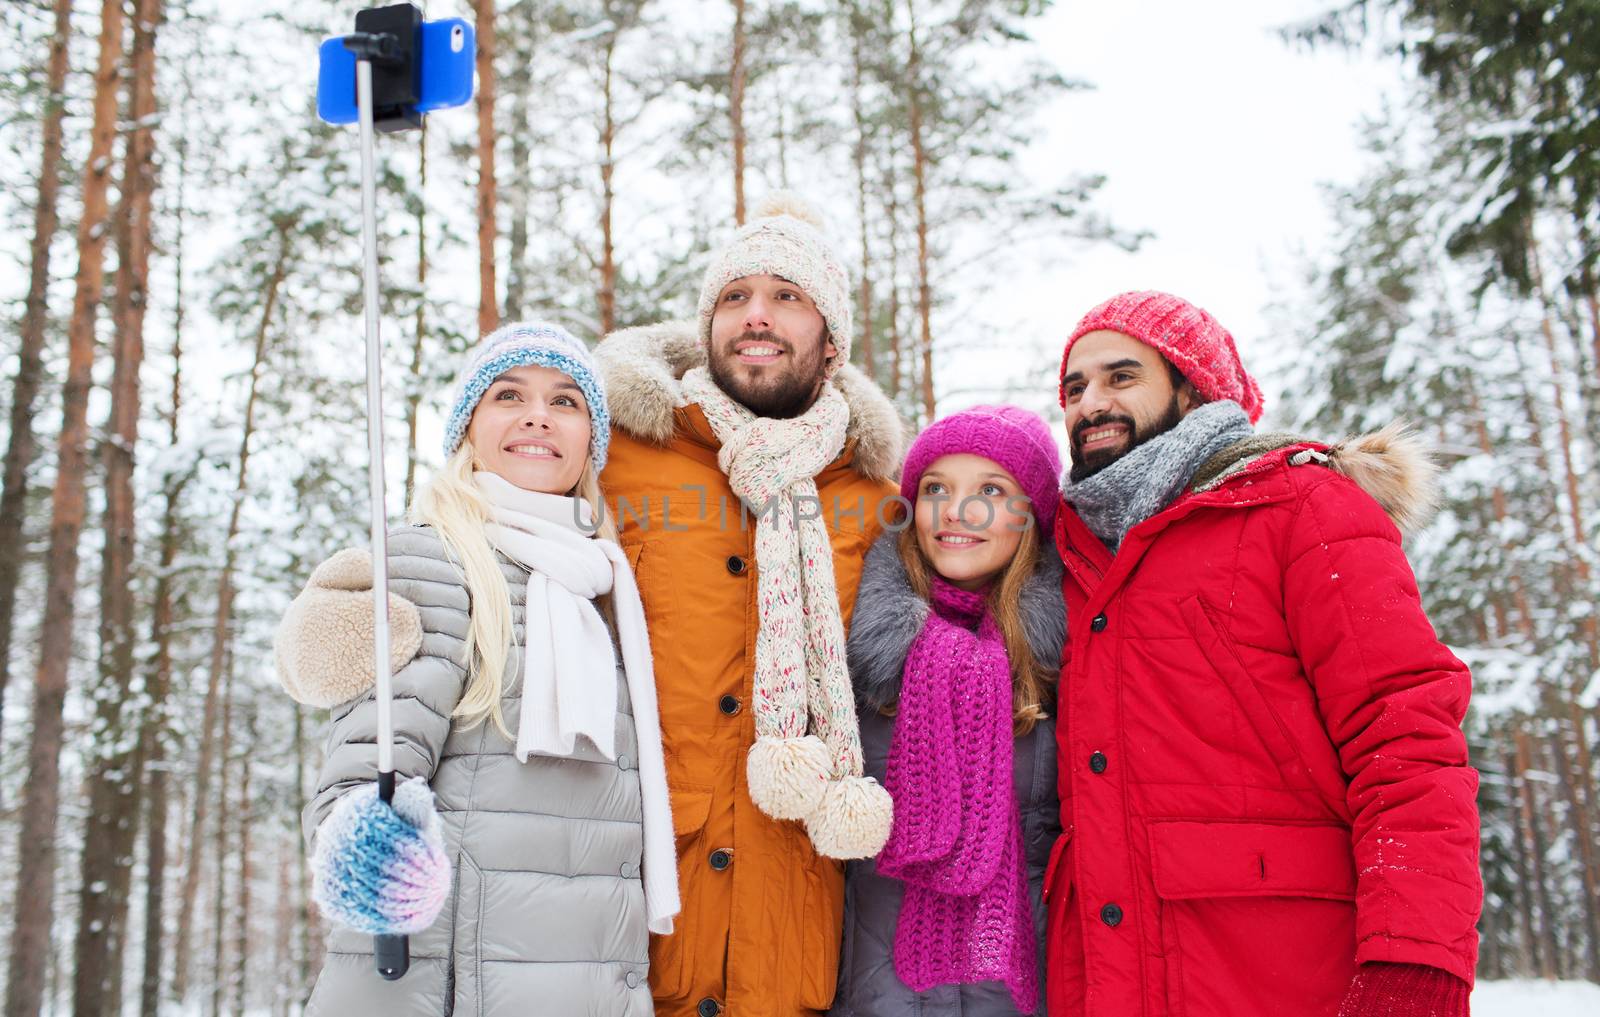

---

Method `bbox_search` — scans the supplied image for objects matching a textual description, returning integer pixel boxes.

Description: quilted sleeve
[1281,471,1481,984]
[301,534,472,851]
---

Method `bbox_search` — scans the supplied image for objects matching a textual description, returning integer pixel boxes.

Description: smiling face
[912,453,1034,591]
[1060,330,1199,482]
[465,364,592,494]
[707,274,837,419]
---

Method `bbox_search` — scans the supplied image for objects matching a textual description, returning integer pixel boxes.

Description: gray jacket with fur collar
[829,533,1066,1017]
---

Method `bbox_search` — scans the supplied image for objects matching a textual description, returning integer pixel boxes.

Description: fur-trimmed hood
[847,530,1067,712]
[593,320,906,482]
[1192,421,1441,535]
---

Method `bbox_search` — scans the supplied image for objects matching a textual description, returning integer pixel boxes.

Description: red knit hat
[1057,291,1265,423]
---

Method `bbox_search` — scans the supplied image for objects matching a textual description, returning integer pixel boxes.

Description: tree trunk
[883,146,903,400]
[505,21,530,324]
[1504,744,1540,974]
[1466,382,1535,636]
[404,125,428,509]
[598,31,617,335]
[729,0,747,225]
[138,127,189,1017]
[0,0,74,751]
[1546,720,1600,979]
[1505,325,1600,666]
[1514,729,1561,978]
[850,8,873,379]
[231,719,253,1017]
[4,4,125,1015]
[171,224,289,1004]
[208,663,235,1017]
[1576,216,1600,391]
[1530,246,1593,551]
[294,705,320,995]
[1529,245,1600,673]
[905,1,934,424]
[274,846,291,1017]
[474,0,499,336]
[1568,703,1600,977]
[75,4,164,1012]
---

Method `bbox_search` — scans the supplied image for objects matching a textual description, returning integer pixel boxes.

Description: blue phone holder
[316,3,475,130]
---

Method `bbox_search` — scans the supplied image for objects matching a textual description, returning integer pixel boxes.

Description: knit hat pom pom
[751,190,825,229]
[806,776,893,860]
[746,735,831,819]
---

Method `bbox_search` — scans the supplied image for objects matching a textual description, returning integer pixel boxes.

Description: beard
[708,329,829,419]
[1068,395,1184,483]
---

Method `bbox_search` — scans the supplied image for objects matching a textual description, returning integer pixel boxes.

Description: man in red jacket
[1045,291,1481,1017]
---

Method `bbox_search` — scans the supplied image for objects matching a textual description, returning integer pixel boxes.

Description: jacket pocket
[1148,819,1357,1017]
[799,856,845,1011]
[1178,595,1348,817]
[451,848,484,1017]
[648,781,713,1003]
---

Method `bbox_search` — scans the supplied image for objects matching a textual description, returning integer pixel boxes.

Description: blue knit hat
[442,321,611,471]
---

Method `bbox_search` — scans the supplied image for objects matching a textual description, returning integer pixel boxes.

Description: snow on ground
[1472,979,1600,1016]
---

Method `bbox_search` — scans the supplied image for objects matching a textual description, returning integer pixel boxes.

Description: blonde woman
[275,322,677,1017]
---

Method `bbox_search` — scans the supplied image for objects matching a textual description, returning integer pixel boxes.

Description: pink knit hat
[1057,290,1265,423]
[900,405,1063,536]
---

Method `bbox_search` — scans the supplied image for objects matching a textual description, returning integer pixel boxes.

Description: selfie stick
[347,30,408,982]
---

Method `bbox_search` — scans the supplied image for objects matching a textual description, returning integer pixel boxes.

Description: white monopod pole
[354,53,408,981]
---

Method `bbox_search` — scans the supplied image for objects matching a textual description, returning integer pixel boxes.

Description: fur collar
[593,320,906,482]
[847,531,1067,711]
[1191,422,1440,534]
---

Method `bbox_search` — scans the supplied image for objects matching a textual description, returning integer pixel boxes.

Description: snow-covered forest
[0,0,1594,1014]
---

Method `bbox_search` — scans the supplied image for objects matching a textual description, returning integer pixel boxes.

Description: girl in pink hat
[830,405,1066,1017]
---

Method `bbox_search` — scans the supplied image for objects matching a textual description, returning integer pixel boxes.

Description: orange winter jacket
[596,322,905,1017]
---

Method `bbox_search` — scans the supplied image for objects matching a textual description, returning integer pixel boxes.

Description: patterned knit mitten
[312,777,452,936]
[1336,962,1470,1017]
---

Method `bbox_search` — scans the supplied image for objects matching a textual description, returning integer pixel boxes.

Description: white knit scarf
[679,368,892,859]
[472,471,679,934]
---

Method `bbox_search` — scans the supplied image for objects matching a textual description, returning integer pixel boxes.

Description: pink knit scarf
[876,578,1037,1012]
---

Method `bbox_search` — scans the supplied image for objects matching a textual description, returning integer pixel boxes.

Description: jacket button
[1090,613,1108,632]
[718,694,742,715]
[625,971,641,989]
[697,999,722,1017]
[1089,751,1107,774]
[617,754,631,770]
[1101,902,1123,927]
[620,860,636,878]
[726,555,747,575]
[709,848,733,871]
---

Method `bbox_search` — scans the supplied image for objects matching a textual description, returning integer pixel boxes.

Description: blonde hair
[896,519,1054,736]
[410,441,618,737]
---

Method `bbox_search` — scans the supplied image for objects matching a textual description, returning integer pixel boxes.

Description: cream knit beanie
[696,192,853,375]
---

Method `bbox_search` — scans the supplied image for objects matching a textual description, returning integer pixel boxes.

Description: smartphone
[316,17,475,126]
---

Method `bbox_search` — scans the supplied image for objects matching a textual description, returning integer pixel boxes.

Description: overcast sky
[953,0,1407,420]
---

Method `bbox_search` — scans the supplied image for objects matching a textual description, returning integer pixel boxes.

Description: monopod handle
[374,935,410,981]
[373,770,409,979]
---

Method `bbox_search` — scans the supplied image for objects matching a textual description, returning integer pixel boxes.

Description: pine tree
[5,3,125,1013]
[0,0,74,756]
[74,4,165,1012]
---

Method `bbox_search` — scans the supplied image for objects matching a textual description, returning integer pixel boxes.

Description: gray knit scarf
[1063,400,1255,551]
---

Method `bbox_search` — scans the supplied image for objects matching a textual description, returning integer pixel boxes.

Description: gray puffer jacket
[301,527,653,1017]
[829,533,1065,1017]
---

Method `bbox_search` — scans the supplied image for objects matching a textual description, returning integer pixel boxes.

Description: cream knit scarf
[473,472,680,934]
[680,367,892,860]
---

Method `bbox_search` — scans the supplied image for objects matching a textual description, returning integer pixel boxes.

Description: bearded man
[1043,291,1481,1017]
[595,194,904,1017]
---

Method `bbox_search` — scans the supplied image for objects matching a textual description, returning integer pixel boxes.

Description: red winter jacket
[1044,432,1481,1017]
